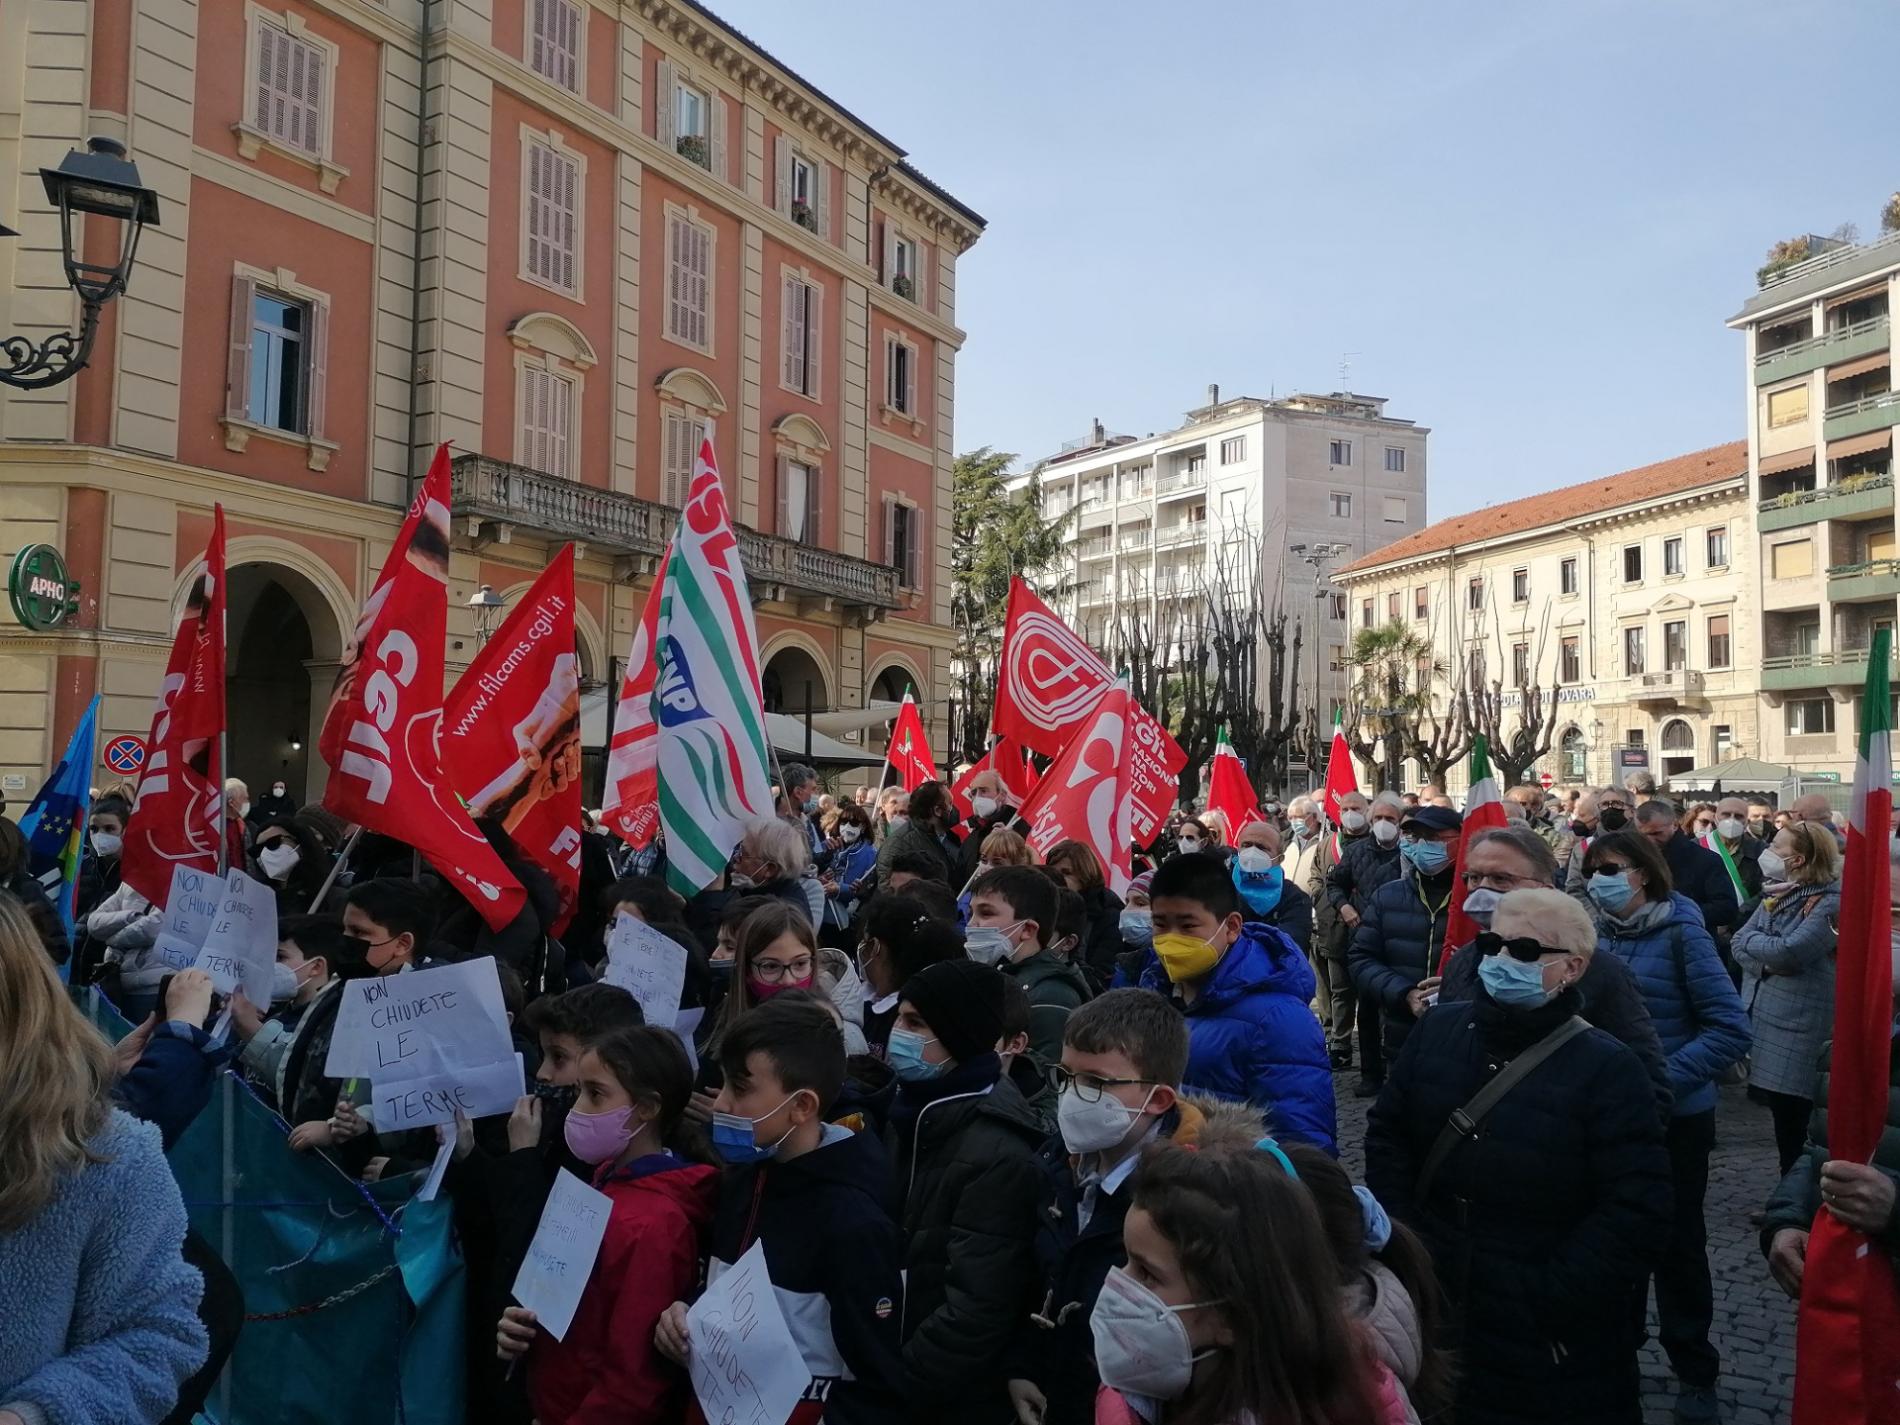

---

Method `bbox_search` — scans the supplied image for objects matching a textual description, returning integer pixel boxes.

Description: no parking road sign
[104,736,146,775]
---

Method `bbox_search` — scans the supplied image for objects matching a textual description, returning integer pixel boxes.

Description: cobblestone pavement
[1333,1073,1796,1424]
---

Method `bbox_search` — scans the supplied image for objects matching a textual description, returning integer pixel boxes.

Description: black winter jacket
[1348,868,1455,1055]
[1314,830,1374,956]
[1762,1034,1900,1259]
[1326,835,1403,919]
[1365,988,1672,1425]
[1075,885,1126,987]
[1660,830,1742,935]
[890,1059,1046,1421]
[1441,938,1674,1125]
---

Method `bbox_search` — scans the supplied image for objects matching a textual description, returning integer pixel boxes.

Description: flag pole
[306,824,363,913]
[216,730,229,876]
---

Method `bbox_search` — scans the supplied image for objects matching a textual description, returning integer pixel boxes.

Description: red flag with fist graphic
[1018,676,1136,892]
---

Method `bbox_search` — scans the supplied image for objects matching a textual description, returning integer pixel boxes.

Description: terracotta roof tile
[1336,439,1748,576]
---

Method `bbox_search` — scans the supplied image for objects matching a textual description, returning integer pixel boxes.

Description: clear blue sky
[715,0,1896,522]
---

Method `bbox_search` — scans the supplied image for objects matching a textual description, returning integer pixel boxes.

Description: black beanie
[900,959,1006,1063]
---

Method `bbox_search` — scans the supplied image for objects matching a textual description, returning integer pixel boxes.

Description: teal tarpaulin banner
[80,992,466,1425]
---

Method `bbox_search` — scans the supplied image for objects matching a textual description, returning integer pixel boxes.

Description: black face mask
[530,1080,580,1113]
[1598,808,1629,832]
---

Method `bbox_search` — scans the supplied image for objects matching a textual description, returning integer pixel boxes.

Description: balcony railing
[1633,668,1706,700]
[1156,468,1207,496]
[1823,390,1900,443]
[1154,524,1204,549]
[1758,228,1900,293]
[1078,536,1114,560]
[1754,313,1891,385]
[449,455,900,611]
[1757,471,1895,531]
[1762,647,1895,691]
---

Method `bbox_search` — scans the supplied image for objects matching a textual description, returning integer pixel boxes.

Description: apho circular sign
[8,543,79,632]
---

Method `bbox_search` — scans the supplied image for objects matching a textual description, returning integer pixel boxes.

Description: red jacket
[529,1153,718,1425]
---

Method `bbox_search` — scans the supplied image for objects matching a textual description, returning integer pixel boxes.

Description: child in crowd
[340,877,437,975]
[854,896,964,1055]
[966,865,1093,1064]
[998,979,1055,1134]
[887,959,1046,1423]
[1093,1139,1409,1425]
[230,914,349,1111]
[655,996,908,1424]
[1141,854,1337,1154]
[496,1024,717,1424]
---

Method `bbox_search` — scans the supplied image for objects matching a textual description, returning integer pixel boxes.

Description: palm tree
[1345,623,1441,792]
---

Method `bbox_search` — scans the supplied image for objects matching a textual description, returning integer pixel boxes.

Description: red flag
[121,506,227,905]
[1205,727,1263,836]
[881,693,936,791]
[318,446,525,932]
[951,736,1040,819]
[442,545,582,932]
[1019,677,1136,892]
[993,577,1184,845]
[1440,736,1509,971]
[1321,709,1359,824]
[1793,632,1900,1425]
[599,549,670,849]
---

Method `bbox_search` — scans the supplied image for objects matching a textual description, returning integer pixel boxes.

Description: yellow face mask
[1153,932,1223,983]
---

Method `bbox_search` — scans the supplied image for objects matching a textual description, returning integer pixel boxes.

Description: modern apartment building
[1729,229,1900,781]
[1022,388,1429,718]
[1332,442,1754,797]
[0,0,981,797]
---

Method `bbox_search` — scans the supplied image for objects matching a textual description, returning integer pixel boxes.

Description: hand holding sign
[600,914,689,1030]
[192,870,279,1008]
[152,866,223,972]
[512,1169,613,1342]
[324,957,514,1079]
[686,1241,809,1425]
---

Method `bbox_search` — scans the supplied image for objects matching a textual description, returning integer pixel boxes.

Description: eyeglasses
[1460,869,1535,891]
[1474,931,1560,964]
[1047,1065,1153,1103]
[752,954,814,983]
[1592,862,1633,877]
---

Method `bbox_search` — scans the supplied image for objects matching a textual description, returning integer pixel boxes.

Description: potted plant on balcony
[892,272,915,300]
[1883,192,1900,235]
[1756,235,1813,286]
[676,132,710,168]
[791,198,816,233]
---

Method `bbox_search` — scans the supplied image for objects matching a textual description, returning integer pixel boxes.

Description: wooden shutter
[881,221,896,285]
[813,162,830,243]
[305,298,329,441]
[881,495,896,567]
[805,281,822,397]
[709,91,727,182]
[530,0,548,75]
[656,59,675,147]
[774,134,791,217]
[549,371,572,476]
[883,339,896,409]
[293,37,323,153]
[558,0,580,89]
[226,273,257,420]
[254,22,278,135]
[906,504,924,588]
[555,149,577,293]
[901,342,916,416]
[913,240,929,311]
[806,460,823,543]
[781,275,803,391]
[776,455,792,536]
[526,145,547,283]
[689,222,709,347]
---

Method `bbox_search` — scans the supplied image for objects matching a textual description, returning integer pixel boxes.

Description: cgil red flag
[318,446,525,932]
[1205,727,1264,836]
[951,736,1041,819]
[1019,677,1137,893]
[442,545,582,933]
[121,506,227,905]
[599,549,670,850]
[992,576,1184,846]
[881,693,937,791]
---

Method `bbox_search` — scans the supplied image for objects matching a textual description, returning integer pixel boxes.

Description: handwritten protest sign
[672,1006,705,1075]
[192,870,278,1006]
[512,1169,613,1341]
[372,1055,524,1132]
[151,865,223,971]
[600,914,688,1029]
[687,1241,809,1425]
[323,958,513,1079]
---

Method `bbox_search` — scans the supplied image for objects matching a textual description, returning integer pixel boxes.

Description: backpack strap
[1416,1015,1593,1204]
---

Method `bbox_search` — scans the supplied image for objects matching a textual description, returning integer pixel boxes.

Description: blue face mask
[1478,952,1554,1008]
[887,1027,946,1082]
[710,1095,798,1164]
[1587,870,1635,914]
[802,796,821,815]
[1401,838,1450,875]
[1232,862,1285,918]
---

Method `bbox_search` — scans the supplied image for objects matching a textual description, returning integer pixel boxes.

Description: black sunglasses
[1474,931,1557,964]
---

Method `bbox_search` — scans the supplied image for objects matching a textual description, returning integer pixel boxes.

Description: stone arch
[190,536,354,661]
[655,366,729,415]
[771,411,831,455]
[865,651,927,702]
[508,311,598,369]
[760,631,835,713]
[489,576,608,685]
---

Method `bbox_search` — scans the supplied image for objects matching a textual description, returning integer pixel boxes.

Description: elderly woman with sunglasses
[1579,830,1751,1423]
[1366,888,1671,1425]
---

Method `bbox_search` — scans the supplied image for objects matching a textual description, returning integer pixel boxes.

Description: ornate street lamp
[0,137,161,389]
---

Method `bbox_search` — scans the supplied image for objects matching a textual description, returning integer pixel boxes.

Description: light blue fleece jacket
[0,1110,207,1425]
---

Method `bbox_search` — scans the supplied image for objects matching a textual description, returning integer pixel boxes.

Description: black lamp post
[0,136,161,390]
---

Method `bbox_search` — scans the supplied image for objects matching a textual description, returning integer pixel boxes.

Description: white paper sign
[672,1006,705,1076]
[323,958,514,1079]
[372,1055,525,1132]
[192,870,279,1006]
[415,1135,455,1203]
[151,865,223,971]
[512,1169,613,1342]
[687,1241,809,1425]
[600,914,689,1030]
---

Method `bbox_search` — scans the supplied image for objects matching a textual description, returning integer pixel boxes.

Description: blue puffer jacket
[1595,891,1751,1118]
[1139,922,1337,1154]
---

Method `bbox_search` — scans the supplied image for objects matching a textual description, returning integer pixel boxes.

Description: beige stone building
[1332,442,1757,798]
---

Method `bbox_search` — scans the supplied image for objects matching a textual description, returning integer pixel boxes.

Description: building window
[779,457,819,542]
[1328,644,1345,672]
[1330,491,1352,518]
[1560,635,1580,683]
[1185,452,1207,476]
[1707,614,1731,668]
[1328,592,1347,620]
[665,210,712,351]
[1414,586,1428,620]
[1415,655,1433,690]
[885,336,918,416]
[1386,591,1401,622]
[1511,642,1530,687]
[1786,697,1835,736]
[1770,538,1814,580]
[1623,626,1646,675]
[246,290,310,433]
[1467,647,1486,687]
[527,0,582,91]
[1560,556,1579,595]
[1330,439,1353,466]
[518,364,574,477]
[1560,726,1586,781]
[1622,544,1643,583]
[1511,567,1529,604]
[1663,536,1684,577]
[673,80,712,168]
[1383,495,1407,523]
[780,273,821,398]
[1706,526,1729,568]
[661,409,705,505]
[250,17,326,155]
[1360,598,1374,629]
[774,135,828,237]
[885,498,923,588]
[525,140,580,296]
[1220,435,1246,464]
[1664,619,1687,670]
[1384,446,1405,473]
[888,230,920,301]
[1467,577,1484,612]
[1766,384,1809,428]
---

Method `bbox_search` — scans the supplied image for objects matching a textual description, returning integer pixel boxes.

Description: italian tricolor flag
[1792,629,1900,1425]
[1321,709,1358,823]
[1440,735,1507,971]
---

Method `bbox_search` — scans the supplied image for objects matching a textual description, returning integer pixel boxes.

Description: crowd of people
[2,760,1896,1425]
